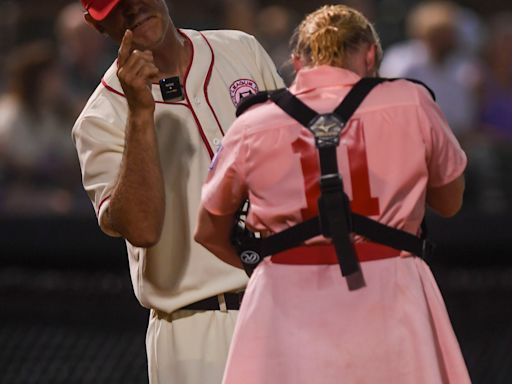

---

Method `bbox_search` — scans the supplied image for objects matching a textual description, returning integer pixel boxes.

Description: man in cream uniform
[72,0,284,383]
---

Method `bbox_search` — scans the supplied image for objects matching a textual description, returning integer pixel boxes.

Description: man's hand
[117,30,161,113]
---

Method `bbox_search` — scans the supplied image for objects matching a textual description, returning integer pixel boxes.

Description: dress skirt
[222,256,471,384]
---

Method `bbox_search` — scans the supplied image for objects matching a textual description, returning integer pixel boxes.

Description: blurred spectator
[380,1,484,83]
[55,3,116,118]
[476,13,512,209]
[0,1,20,92]
[339,0,377,22]
[380,2,507,213]
[222,0,258,35]
[255,5,298,85]
[0,41,85,216]
[400,1,481,138]
[479,13,512,141]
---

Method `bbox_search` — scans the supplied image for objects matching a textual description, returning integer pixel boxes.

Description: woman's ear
[365,44,377,75]
[292,55,303,73]
[84,12,105,34]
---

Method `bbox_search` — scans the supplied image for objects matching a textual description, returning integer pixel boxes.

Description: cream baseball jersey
[202,65,467,237]
[72,29,284,313]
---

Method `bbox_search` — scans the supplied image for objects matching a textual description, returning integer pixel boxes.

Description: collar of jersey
[290,65,361,96]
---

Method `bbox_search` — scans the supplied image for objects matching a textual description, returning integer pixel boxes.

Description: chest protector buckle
[309,114,345,147]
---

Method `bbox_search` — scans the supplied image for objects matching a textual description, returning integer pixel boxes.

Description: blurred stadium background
[1,0,511,383]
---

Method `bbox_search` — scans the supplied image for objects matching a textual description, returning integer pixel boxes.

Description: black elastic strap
[351,214,433,258]
[259,218,321,255]
[270,89,318,127]
[333,78,388,122]
[255,212,432,260]
[318,189,359,276]
[319,147,339,175]
[235,91,272,117]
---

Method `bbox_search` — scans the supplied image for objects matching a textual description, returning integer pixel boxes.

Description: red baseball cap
[81,0,121,21]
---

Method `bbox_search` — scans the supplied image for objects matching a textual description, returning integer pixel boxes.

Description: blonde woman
[196,5,470,383]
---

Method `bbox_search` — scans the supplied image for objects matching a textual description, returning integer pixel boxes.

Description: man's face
[94,0,171,50]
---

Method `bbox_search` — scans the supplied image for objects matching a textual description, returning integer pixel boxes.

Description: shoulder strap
[269,77,387,128]
[269,89,318,127]
[236,90,272,117]
[333,77,388,122]
[236,78,435,120]
[384,77,436,101]
[401,78,436,101]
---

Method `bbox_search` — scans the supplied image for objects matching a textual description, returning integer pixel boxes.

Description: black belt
[181,292,244,311]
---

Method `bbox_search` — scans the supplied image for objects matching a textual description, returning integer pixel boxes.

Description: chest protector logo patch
[230,79,259,107]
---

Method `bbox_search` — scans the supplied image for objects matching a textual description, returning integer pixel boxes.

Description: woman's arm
[195,204,243,269]
[426,174,465,217]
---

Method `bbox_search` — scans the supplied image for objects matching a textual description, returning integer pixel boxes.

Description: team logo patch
[230,79,259,107]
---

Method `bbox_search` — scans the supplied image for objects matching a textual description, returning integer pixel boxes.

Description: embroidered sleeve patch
[230,79,259,107]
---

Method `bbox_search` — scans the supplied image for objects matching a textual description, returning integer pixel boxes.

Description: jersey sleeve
[415,85,467,188]
[201,120,248,216]
[71,95,124,237]
[246,35,285,90]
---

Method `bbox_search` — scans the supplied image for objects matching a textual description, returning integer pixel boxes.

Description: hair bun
[310,25,344,65]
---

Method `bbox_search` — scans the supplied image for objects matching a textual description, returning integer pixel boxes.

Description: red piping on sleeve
[97,195,111,215]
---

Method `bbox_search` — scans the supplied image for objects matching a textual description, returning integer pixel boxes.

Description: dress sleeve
[201,119,248,216]
[415,85,468,188]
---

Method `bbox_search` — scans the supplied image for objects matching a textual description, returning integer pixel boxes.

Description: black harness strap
[243,213,433,261]
[333,78,389,121]
[235,91,271,117]
[233,77,436,277]
[235,78,435,119]
[267,79,388,276]
[270,89,318,127]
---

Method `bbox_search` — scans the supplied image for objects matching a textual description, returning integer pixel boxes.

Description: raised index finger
[118,30,133,66]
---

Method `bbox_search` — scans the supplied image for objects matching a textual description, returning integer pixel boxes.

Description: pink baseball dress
[201,65,471,384]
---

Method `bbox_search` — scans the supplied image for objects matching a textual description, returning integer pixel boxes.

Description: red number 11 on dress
[292,118,381,220]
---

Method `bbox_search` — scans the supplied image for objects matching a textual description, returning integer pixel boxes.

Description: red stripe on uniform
[199,31,225,137]
[97,195,111,215]
[178,30,215,158]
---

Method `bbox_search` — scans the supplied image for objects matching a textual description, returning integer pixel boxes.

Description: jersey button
[193,96,201,105]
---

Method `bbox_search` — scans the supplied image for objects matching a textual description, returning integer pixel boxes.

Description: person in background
[476,12,512,210]
[383,1,505,213]
[55,3,117,118]
[255,5,298,85]
[0,41,82,215]
[196,4,470,383]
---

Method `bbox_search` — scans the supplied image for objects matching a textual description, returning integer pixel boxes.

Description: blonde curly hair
[291,5,382,70]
